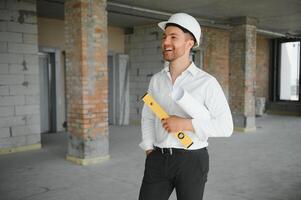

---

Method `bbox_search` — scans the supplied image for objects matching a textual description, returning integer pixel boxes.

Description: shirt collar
[162,62,198,77]
[186,62,198,76]
[162,62,170,73]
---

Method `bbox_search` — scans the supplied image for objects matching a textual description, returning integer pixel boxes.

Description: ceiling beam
[107,2,294,39]
[107,2,231,30]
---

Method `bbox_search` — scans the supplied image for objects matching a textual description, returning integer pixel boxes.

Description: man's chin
[163,56,173,62]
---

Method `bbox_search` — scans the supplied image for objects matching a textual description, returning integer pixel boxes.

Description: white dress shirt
[140,62,233,151]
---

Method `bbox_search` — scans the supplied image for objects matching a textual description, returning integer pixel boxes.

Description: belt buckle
[160,147,173,155]
[163,148,172,155]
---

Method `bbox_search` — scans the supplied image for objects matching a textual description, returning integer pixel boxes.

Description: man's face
[161,26,193,62]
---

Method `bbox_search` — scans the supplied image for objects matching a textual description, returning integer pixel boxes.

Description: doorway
[39,52,57,133]
[108,53,130,125]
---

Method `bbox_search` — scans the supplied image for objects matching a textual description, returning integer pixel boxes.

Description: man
[138,13,233,200]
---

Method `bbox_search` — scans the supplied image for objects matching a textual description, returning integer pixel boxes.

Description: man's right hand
[146,149,153,155]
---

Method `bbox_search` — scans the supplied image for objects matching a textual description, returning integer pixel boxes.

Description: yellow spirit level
[142,93,193,149]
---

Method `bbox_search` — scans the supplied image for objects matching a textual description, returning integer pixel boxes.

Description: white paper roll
[172,88,210,120]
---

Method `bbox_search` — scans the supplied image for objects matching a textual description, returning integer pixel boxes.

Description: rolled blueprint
[172,88,210,121]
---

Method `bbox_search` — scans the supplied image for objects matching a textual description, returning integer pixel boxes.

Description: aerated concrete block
[0,106,14,117]
[0,53,23,64]
[0,116,25,128]
[0,32,22,42]
[7,22,37,34]
[15,104,39,115]
[0,96,25,106]
[11,124,40,136]
[8,43,38,54]
[0,74,24,85]
[0,127,10,139]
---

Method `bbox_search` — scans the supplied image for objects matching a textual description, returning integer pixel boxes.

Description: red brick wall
[256,35,270,99]
[202,27,271,102]
[202,27,230,97]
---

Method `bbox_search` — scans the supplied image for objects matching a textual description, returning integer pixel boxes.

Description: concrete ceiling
[37,0,301,37]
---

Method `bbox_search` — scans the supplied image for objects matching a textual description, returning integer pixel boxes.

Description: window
[279,41,300,101]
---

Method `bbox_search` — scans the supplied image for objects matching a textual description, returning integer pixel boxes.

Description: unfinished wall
[0,0,41,153]
[125,25,163,123]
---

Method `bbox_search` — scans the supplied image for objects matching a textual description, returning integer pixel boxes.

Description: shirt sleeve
[173,78,233,140]
[139,77,156,151]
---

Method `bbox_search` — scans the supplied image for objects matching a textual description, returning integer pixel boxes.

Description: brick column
[229,17,258,132]
[65,0,109,165]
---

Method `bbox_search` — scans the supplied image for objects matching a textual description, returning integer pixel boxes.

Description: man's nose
[162,37,170,46]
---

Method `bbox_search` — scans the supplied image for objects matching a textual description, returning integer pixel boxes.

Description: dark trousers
[138,147,209,200]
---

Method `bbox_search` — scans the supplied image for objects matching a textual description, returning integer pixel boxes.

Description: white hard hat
[158,13,201,48]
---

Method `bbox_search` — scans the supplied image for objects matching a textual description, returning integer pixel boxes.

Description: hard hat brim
[158,21,168,31]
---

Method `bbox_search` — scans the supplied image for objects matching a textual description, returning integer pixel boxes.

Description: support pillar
[229,17,258,132]
[64,0,109,165]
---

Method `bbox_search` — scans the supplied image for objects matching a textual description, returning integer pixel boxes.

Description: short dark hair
[165,23,196,44]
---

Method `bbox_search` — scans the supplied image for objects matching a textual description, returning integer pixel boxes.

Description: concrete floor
[0,115,301,200]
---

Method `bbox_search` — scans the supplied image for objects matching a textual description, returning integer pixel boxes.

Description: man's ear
[186,39,194,50]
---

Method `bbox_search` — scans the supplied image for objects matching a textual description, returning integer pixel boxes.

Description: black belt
[154,146,206,155]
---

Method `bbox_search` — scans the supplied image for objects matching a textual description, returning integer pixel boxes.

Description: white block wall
[125,25,164,123]
[0,0,40,148]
